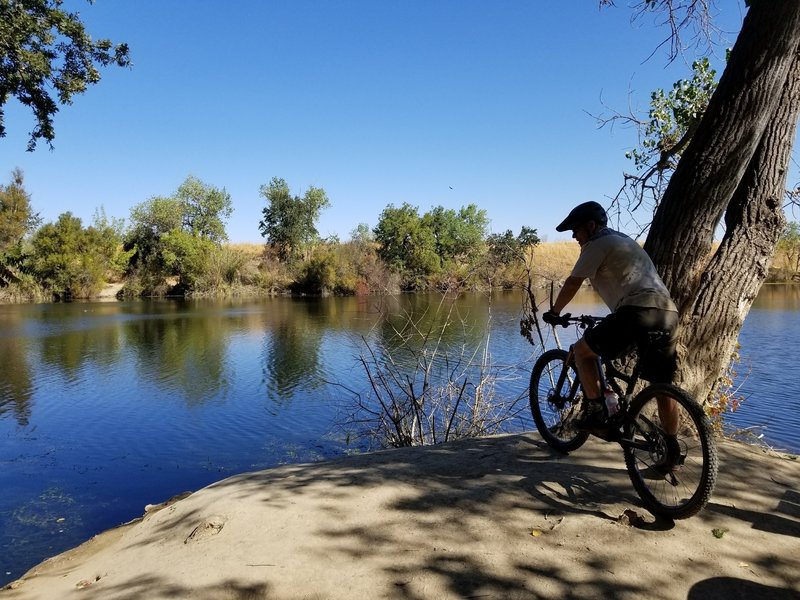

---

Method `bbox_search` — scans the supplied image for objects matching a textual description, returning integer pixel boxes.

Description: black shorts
[583,306,678,384]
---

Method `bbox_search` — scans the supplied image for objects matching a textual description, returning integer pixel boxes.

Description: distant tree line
[0,170,545,302]
[3,167,798,304]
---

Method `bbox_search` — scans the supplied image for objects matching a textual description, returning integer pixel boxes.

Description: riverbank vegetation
[1,166,798,306]
[0,168,547,302]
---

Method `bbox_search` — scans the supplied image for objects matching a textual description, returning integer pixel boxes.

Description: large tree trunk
[678,50,800,403]
[643,0,800,403]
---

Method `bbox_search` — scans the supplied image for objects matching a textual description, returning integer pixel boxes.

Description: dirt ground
[2,433,798,600]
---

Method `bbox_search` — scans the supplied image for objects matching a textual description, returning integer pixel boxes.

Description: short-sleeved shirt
[571,228,677,313]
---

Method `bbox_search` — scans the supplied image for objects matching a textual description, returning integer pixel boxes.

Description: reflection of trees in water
[39,323,123,377]
[751,284,800,310]
[374,293,490,371]
[1,301,237,421]
[262,299,325,403]
[122,310,229,407]
[258,295,482,404]
[1,306,128,426]
[368,294,495,406]
[0,294,524,424]
[347,292,532,447]
[260,296,387,404]
[0,334,33,426]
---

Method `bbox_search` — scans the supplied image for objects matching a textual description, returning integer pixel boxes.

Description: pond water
[1,287,798,584]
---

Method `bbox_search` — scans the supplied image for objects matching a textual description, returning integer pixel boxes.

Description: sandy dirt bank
[2,433,798,599]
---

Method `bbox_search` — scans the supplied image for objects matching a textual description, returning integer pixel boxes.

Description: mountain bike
[529,314,718,520]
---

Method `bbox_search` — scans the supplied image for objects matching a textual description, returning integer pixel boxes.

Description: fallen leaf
[712,528,729,539]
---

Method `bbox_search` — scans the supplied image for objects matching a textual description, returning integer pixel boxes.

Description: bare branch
[629,0,720,64]
[339,293,529,448]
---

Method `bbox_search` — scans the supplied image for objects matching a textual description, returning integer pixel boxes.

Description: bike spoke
[530,349,589,453]
[624,384,717,519]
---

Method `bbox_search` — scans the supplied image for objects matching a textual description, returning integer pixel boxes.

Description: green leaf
[711,528,729,539]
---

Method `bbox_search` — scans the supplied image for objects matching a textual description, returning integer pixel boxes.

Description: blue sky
[2,0,777,244]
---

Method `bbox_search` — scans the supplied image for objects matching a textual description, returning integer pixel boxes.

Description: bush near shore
[2,238,798,304]
[124,240,584,300]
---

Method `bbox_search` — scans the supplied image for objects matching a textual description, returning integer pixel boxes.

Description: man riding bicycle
[542,201,680,463]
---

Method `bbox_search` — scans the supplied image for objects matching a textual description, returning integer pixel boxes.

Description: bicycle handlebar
[545,313,604,329]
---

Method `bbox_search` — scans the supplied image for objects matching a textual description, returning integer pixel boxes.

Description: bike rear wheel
[530,348,589,453]
[623,383,718,519]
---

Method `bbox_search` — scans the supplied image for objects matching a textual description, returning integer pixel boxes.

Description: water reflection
[0,332,33,426]
[0,287,799,587]
[121,308,230,406]
[751,284,800,310]
[39,320,123,377]
[262,299,325,401]
[371,294,491,362]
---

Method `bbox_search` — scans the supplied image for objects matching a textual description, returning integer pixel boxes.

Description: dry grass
[525,241,579,285]
[769,243,799,280]
[226,240,581,279]
[226,242,265,259]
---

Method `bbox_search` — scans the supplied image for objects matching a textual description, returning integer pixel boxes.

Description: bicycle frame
[550,311,649,403]
[560,347,638,402]
[557,344,653,451]
[603,356,641,399]
[603,359,659,452]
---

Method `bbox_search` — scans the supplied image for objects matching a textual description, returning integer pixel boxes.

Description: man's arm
[551,276,585,314]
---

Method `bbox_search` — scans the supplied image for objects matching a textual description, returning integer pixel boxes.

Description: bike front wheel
[530,348,589,453]
[623,383,718,520]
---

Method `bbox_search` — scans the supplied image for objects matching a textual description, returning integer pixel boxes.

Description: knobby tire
[623,383,718,520]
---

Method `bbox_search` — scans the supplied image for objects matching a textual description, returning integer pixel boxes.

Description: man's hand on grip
[542,310,569,327]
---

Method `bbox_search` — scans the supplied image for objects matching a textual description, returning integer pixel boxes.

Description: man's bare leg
[573,338,601,399]
[657,396,679,435]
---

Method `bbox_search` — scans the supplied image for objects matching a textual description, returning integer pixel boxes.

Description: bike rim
[536,358,582,442]
[626,396,708,512]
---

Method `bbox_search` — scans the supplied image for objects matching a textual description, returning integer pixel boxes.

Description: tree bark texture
[677,49,800,403]
[643,0,800,403]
